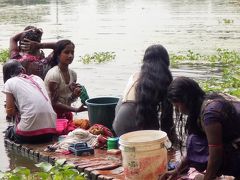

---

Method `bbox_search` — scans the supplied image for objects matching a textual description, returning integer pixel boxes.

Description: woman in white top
[44,39,86,121]
[3,60,57,144]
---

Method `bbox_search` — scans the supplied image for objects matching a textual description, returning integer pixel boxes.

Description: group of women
[112,44,240,179]
[4,26,86,144]
[3,26,240,179]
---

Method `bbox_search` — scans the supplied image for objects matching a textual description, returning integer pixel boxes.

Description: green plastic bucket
[85,97,119,130]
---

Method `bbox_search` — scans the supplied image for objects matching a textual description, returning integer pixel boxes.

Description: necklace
[58,66,70,84]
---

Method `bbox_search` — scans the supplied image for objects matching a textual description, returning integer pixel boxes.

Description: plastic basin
[85,96,119,130]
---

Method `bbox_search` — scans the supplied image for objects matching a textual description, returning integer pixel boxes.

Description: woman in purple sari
[160,76,240,179]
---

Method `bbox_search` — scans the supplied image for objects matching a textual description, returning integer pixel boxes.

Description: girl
[44,39,87,121]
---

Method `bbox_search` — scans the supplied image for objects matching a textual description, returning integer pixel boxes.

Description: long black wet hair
[50,39,75,67]
[3,60,24,83]
[135,44,174,138]
[167,76,206,138]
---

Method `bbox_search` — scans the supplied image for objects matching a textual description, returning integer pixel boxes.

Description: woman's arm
[5,93,17,117]
[9,31,24,57]
[20,39,56,52]
[9,29,35,56]
[21,39,56,50]
[203,122,223,180]
[48,81,85,113]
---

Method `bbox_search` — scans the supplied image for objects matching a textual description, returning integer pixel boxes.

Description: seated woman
[112,44,177,145]
[9,26,57,79]
[160,76,240,179]
[44,39,87,122]
[3,60,57,144]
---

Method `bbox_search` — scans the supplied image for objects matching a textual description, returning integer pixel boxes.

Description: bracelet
[208,144,223,148]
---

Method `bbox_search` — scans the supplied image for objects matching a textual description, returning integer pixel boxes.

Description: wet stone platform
[4,138,181,180]
[4,138,125,180]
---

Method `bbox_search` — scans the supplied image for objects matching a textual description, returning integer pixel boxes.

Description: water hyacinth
[0,159,87,180]
[170,48,240,97]
[79,51,116,64]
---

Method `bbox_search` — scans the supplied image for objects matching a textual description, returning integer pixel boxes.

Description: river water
[0,0,239,171]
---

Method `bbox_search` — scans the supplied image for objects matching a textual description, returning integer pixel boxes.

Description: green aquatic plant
[217,18,234,24]
[79,51,116,64]
[170,48,240,97]
[223,18,234,24]
[0,49,9,63]
[0,159,87,180]
[170,48,240,65]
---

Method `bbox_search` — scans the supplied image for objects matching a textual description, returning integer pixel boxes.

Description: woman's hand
[69,82,82,98]
[72,86,81,97]
[20,38,40,52]
[159,170,178,180]
[194,174,204,180]
[75,104,87,112]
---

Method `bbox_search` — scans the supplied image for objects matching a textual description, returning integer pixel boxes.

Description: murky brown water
[0,0,239,171]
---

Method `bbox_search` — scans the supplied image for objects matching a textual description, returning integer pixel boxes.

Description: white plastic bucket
[119,130,168,180]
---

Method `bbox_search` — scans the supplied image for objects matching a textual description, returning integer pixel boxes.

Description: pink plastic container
[56,119,68,135]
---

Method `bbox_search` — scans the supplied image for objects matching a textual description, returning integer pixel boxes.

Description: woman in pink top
[9,26,57,79]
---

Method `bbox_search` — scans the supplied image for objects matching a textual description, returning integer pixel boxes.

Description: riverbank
[4,137,182,180]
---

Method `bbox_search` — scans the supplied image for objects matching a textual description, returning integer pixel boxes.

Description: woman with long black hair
[113,44,177,144]
[160,76,240,179]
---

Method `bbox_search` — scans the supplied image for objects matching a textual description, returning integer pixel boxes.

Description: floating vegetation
[79,51,116,64]
[218,18,234,24]
[0,49,9,63]
[1,47,239,97]
[170,48,240,97]
[223,18,234,24]
[0,159,87,180]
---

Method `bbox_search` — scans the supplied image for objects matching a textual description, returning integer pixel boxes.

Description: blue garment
[186,134,208,172]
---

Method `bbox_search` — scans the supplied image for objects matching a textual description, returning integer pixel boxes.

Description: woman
[161,76,240,179]
[44,39,87,122]
[9,26,56,79]
[3,60,57,144]
[113,44,177,144]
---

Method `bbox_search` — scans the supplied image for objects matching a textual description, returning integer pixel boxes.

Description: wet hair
[143,44,170,66]
[50,39,75,67]
[21,26,43,43]
[24,26,36,31]
[19,26,43,53]
[3,59,24,83]
[135,44,174,137]
[167,77,206,137]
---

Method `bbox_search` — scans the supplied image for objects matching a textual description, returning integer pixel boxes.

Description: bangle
[208,144,223,148]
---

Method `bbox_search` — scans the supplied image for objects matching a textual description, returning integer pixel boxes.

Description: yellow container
[119,130,168,180]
